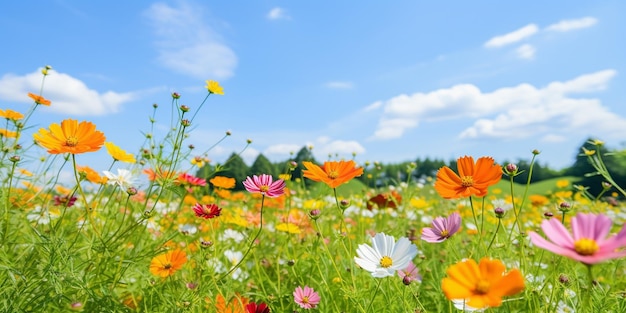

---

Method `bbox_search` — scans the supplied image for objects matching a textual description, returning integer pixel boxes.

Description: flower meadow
[1,67,626,313]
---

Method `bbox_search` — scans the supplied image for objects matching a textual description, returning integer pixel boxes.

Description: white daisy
[354,232,418,278]
[102,168,136,189]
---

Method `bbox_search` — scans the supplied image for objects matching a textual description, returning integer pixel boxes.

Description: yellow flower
[104,142,136,163]
[0,109,24,121]
[28,92,51,106]
[33,119,105,154]
[582,147,596,156]
[556,179,570,188]
[206,80,224,95]
[210,176,236,189]
[0,128,17,138]
[276,222,301,234]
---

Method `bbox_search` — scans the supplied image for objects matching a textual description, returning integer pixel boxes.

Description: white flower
[221,229,245,243]
[102,169,136,189]
[354,232,418,278]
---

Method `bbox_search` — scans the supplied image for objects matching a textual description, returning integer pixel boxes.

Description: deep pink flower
[192,203,222,219]
[397,261,421,285]
[242,174,285,198]
[177,173,207,187]
[529,213,626,264]
[53,195,77,207]
[246,302,270,313]
[293,286,320,310]
[421,212,461,243]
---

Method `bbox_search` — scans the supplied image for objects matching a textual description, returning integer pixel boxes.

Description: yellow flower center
[379,256,393,268]
[259,185,269,193]
[65,136,79,147]
[163,263,172,270]
[440,229,449,237]
[574,238,599,256]
[475,279,490,294]
[301,296,310,304]
[461,176,474,187]
[328,170,339,179]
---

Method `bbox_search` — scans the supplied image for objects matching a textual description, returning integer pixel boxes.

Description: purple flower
[397,261,421,285]
[242,174,286,198]
[529,213,626,264]
[421,212,461,243]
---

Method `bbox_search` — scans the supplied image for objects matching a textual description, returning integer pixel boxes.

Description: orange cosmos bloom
[149,249,187,277]
[302,160,363,189]
[0,109,24,121]
[210,176,236,189]
[104,142,136,163]
[33,119,105,154]
[442,258,525,309]
[28,92,51,106]
[143,167,177,182]
[0,128,17,138]
[434,156,502,199]
[213,294,248,313]
[77,165,107,184]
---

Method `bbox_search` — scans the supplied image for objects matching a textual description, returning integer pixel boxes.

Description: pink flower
[242,174,285,198]
[177,173,207,187]
[293,286,320,310]
[397,261,421,285]
[421,212,461,243]
[192,203,222,219]
[246,302,270,313]
[529,213,626,264]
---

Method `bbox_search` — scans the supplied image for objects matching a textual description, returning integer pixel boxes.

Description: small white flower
[102,169,136,189]
[221,229,245,243]
[354,232,418,278]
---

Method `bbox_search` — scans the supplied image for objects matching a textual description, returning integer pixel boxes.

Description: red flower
[246,302,270,313]
[192,203,222,219]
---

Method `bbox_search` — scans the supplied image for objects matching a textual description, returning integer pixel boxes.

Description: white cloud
[545,17,597,32]
[315,139,366,159]
[144,2,237,80]
[325,81,354,89]
[484,24,539,48]
[363,101,383,112]
[371,69,625,142]
[267,7,290,20]
[516,44,536,59]
[264,143,302,157]
[0,69,136,116]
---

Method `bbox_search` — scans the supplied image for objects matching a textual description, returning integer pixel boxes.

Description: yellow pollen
[574,238,599,256]
[259,185,269,193]
[475,280,490,294]
[65,136,79,147]
[380,256,393,268]
[440,229,449,237]
[301,296,310,304]
[328,170,339,179]
[461,176,474,187]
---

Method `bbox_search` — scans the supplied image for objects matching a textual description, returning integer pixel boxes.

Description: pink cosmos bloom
[421,212,461,243]
[529,213,626,264]
[397,261,421,285]
[243,174,285,198]
[192,203,222,219]
[293,286,320,310]
[177,173,207,187]
[246,302,270,313]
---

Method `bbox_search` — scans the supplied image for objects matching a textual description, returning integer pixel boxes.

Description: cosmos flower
[293,286,320,310]
[302,160,363,189]
[104,142,136,163]
[441,258,525,309]
[434,156,502,199]
[33,119,105,154]
[102,169,136,189]
[0,128,17,138]
[206,80,224,95]
[421,212,462,243]
[149,249,187,278]
[528,213,626,264]
[77,165,107,184]
[397,261,421,285]
[242,174,285,198]
[177,173,207,187]
[210,176,236,189]
[192,203,222,219]
[354,232,418,278]
[0,109,24,121]
[28,92,51,106]
[245,302,270,313]
[214,294,248,313]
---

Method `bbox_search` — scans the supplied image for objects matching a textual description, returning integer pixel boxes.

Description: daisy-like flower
[245,302,270,313]
[293,286,320,310]
[28,92,51,106]
[214,294,248,313]
[206,80,224,95]
[77,165,106,184]
[210,176,236,189]
[302,160,363,189]
[102,169,136,189]
[0,128,17,138]
[354,232,418,278]
[0,109,24,121]
[434,156,502,199]
[104,142,136,163]
[242,174,285,198]
[192,203,222,219]
[397,261,421,285]
[421,212,462,243]
[33,119,105,154]
[149,249,187,277]
[442,258,525,309]
[528,212,626,264]
[177,173,207,187]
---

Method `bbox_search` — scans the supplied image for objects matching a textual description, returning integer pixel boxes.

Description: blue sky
[1,0,625,174]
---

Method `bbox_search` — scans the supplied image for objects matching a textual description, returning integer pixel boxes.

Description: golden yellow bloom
[149,249,187,278]
[0,109,24,121]
[582,147,596,156]
[18,168,33,177]
[206,80,224,95]
[0,128,17,138]
[104,142,136,163]
[276,222,301,234]
[33,119,105,154]
[556,179,570,188]
[302,160,364,189]
[28,92,51,106]
[210,176,236,189]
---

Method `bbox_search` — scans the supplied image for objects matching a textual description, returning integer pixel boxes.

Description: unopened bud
[180,105,189,112]
[172,92,181,99]
[494,207,505,218]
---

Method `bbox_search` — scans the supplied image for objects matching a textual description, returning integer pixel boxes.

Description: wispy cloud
[484,24,539,48]
[325,81,354,89]
[0,68,136,116]
[267,7,290,20]
[144,2,237,80]
[545,17,597,32]
[516,44,536,59]
[370,70,624,141]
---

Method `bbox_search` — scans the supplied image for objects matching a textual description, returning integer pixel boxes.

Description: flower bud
[494,207,505,218]
[180,105,189,112]
[309,209,321,220]
[181,119,191,127]
[152,103,158,108]
[544,211,554,218]
[504,163,518,175]
[172,92,181,99]
[126,186,138,196]
[558,202,571,213]
[532,149,541,155]
[339,199,351,210]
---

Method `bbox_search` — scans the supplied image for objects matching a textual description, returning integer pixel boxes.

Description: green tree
[216,153,250,191]
[249,153,276,177]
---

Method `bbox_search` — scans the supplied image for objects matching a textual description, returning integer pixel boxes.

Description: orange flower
[434,156,502,199]
[28,92,51,106]
[143,167,177,182]
[213,294,248,313]
[442,258,525,309]
[0,109,24,121]
[77,165,107,184]
[0,128,17,138]
[149,249,187,277]
[210,176,236,189]
[302,160,363,189]
[33,119,105,154]
[104,142,136,163]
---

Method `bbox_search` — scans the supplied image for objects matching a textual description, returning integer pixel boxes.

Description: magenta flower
[192,203,222,219]
[421,212,461,243]
[293,286,320,310]
[246,302,270,313]
[529,213,626,264]
[243,174,285,198]
[397,261,421,285]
